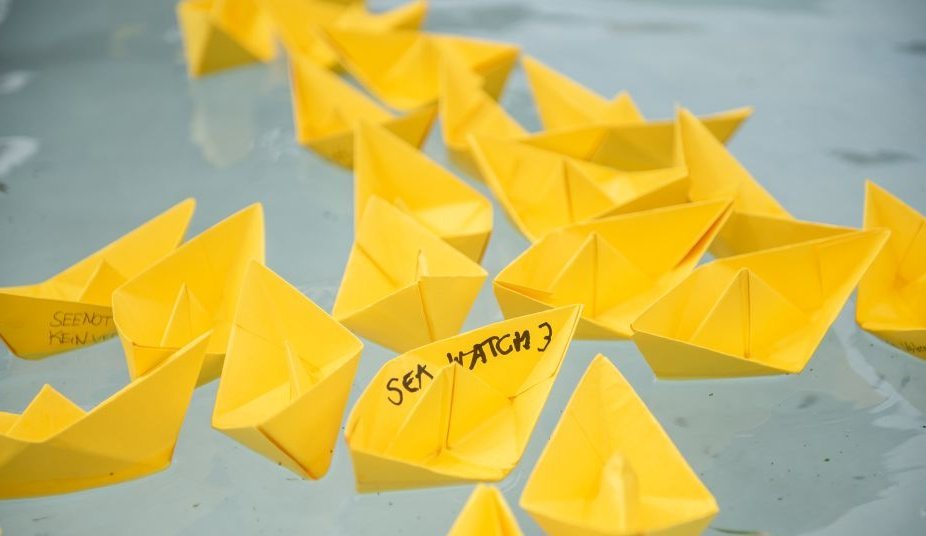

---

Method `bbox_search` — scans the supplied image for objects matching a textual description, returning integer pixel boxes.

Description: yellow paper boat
[633,230,890,378]
[354,121,493,261]
[712,212,855,258]
[213,262,363,478]
[177,0,277,78]
[438,47,526,178]
[324,27,520,110]
[470,135,689,242]
[857,181,926,359]
[449,485,525,536]
[0,333,209,499]
[289,51,436,168]
[345,305,582,492]
[0,199,195,359]
[113,203,265,385]
[520,354,718,536]
[333,196,487,353]
[495,201,732,339]
[264,0,426,69]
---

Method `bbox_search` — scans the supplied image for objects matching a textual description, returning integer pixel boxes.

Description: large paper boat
[470,135,688,242]
[333,196,486,353]
[213,262,363,478]
[354,121,493,261]
[290,51,435,168]
[345,305,582,492]
[0,334,209,499]
[0,199,195,358]
[857,181,926,359]
[177,0,276,78]
[633,230,889,378]
[323,28,519,110]
[112,203,265,385]
[494,201,731,339]
[448,485,524,536]
[520,354,718,536]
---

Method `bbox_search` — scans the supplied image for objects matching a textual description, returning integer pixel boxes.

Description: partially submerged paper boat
[345,305,582,492]
[520,354,718,536]
[213,262,363,479]
[113,203,265,385]
[857,181,926,359]
[0,334,209,499]
[470,135,688,242]
[177,0,277,78]
[354,121,493,261]
[333,197,486,353]
[289,51,435,168]
[494,201,731,339]
[633,230,890,378]
[324,28,519,110]
[448,485,524,536]
[0,199,195,359]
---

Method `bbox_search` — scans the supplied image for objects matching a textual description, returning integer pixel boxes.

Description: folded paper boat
[520,354,718,536]
[177,0,276,78]
[448,484,524,536]
[0,333,209,499]
[345,305,582,492]
[0,199,195,358]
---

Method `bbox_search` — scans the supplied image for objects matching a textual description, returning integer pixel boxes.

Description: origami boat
[0,333,209,499]
[520,354,718,536]
[112,203,265,385]
[633,230,890,378]
[289,51,436,168]
[323,28,519,110]
[354,121,493,261]
[0,199,195,359]
[857,181,926,360]
[448,485,524,536]
[177,0,276,78]
[711,212,854,258]
[345,305,582,492]
[213,262,363,479]
[469,135,688,242]
[494,201,731,339]
[333,196,486,353]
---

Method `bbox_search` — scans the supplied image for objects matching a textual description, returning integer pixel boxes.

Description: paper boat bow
[448,485,524,536]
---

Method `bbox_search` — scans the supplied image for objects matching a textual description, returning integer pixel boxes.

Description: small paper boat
[448,485,524,536]
[494,201,731,339]
[0,334,209,498]
[354,121,493,261]
[345,305,582,492]
[289,51,436,168]
[633,230,890,378]
[113,203,265,385]
[857,181,926,360]
[213,262,363,479]
[333,196,486,353]
[177,0,277,78]
[520,354,718,536]
[0,199,195,358]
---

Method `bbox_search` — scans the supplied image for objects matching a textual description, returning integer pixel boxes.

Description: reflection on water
[0,136,38,182]
[0,70,32,95]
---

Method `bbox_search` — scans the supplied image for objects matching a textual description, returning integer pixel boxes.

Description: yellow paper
[470,135,689,241]
[324,28,519,110]
[0,334,209,498]
[177,0,277,78]
[495,201,731,339]
[633,230,890,378]
[213,262,363,478]
[289,51,436,168]
[0,199,195,359]
[857,181,926,359]
[448,485,524,536]
[345,305,582,492]
[712,212,855,258]
[354,121,493,261]
[333,196,487,353]
[520,354,718,536]
[113,203,265,385]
